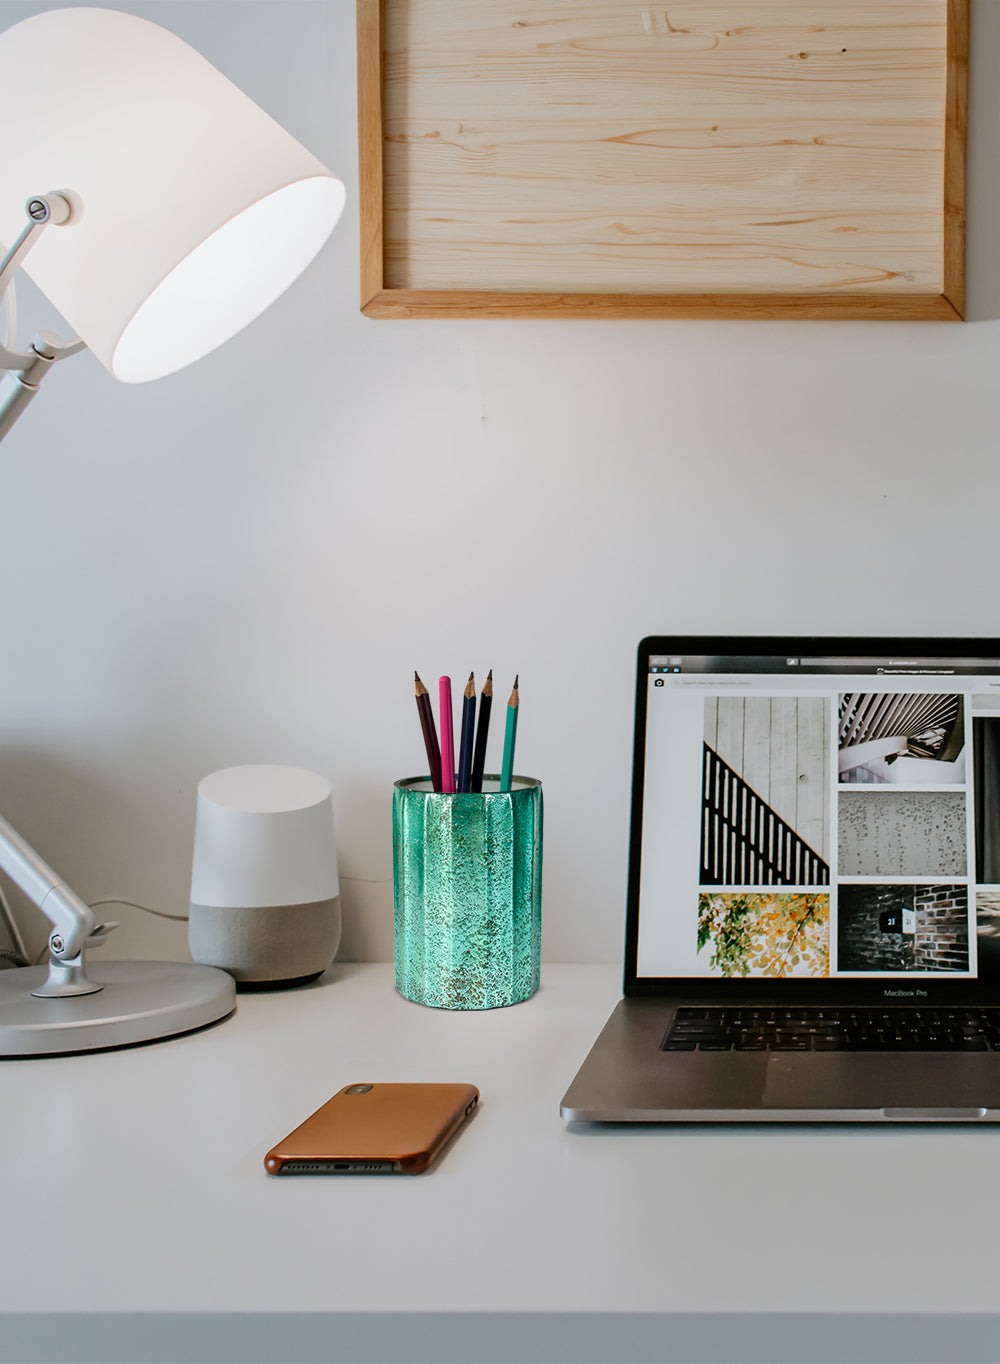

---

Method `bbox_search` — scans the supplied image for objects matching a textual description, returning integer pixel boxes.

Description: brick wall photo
[913,885,969,972]
[838,884,968,972]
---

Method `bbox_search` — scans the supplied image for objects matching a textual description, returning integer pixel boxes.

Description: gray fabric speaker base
[188,895,341,984]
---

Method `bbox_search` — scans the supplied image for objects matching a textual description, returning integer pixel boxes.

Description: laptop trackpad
[763,1052,1000,1114]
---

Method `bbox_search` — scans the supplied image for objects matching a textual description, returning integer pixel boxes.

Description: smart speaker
[188,765,341,989]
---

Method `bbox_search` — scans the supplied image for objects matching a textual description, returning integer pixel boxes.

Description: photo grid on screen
[692,682,980,980]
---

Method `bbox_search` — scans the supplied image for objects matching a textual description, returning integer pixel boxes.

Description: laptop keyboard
[663,1007,1000,1052]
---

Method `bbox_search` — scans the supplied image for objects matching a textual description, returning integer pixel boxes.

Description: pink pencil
[439,676,456,793]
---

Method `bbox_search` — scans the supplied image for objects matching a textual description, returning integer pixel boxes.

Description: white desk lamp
[0,7,346,1055]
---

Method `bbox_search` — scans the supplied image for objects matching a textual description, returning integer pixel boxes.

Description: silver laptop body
[561,636,1000,1122]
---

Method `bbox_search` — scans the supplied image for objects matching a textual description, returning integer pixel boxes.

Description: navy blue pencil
[457,673,476,793]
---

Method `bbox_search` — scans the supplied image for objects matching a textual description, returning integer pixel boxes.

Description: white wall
[1,0,998,968]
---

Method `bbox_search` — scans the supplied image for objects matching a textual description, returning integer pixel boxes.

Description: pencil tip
[514,674,519,687]
[468,671,474,682]
[487,669,493,680]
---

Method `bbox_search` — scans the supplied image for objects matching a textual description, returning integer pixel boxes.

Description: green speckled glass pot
[393,776,542,1009]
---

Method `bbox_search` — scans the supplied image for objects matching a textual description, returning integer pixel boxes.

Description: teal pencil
[500,675,519,792]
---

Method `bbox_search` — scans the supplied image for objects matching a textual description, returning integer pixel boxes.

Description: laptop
[560,636,1000,1122]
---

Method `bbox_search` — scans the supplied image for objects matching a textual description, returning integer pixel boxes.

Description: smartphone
[264,1082,480,1175]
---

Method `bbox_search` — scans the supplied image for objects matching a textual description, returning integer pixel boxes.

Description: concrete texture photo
[838,790,967,877]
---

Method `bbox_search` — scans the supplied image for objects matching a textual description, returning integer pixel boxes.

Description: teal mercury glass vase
[392,776,542,1009]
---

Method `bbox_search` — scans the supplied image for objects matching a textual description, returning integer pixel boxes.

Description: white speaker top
[191,765,339,909]
[198,764,332,814]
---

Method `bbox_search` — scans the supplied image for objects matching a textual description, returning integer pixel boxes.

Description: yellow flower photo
[698,892,830,978]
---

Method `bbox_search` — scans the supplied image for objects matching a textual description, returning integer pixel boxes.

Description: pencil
[471,669,492,793]
[500,675,519,793]
[457,672,476,793]
[439,675,456,793]
[414,672,442,792]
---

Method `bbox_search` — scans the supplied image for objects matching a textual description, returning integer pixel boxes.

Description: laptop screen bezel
[623,634,1000,1004]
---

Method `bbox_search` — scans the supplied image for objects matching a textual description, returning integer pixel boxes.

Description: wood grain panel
[797,694,830,859]
[359,0,966,318]
[744,698,775,809]
[769,699,800,830]
[707,696,830,856]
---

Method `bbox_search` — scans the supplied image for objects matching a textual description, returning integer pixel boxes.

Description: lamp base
[0,960,236,1057]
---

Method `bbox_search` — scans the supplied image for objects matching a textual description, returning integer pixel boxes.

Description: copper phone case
[264,1082,480,1175]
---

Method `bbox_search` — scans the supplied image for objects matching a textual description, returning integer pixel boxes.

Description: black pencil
[471,669,492,792]
[414,672,442,792]
[457,672,476,793]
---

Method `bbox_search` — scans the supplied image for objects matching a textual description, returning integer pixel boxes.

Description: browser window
[635,652,1000,983]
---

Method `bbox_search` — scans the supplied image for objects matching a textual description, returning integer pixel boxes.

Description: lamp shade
[0,7,345,383]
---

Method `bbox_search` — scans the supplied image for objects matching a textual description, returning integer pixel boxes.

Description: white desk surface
[3,962,1000,1364]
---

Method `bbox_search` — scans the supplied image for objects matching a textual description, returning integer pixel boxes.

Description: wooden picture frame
[357,0,967,320]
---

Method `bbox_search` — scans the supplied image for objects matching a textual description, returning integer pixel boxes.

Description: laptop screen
[625,637,1000,1002]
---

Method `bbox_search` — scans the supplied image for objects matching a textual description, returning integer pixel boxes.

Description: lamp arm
[0,204,53,369]
[0,193,87,443]
[0,811,96,960]
[0,192,77,365]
